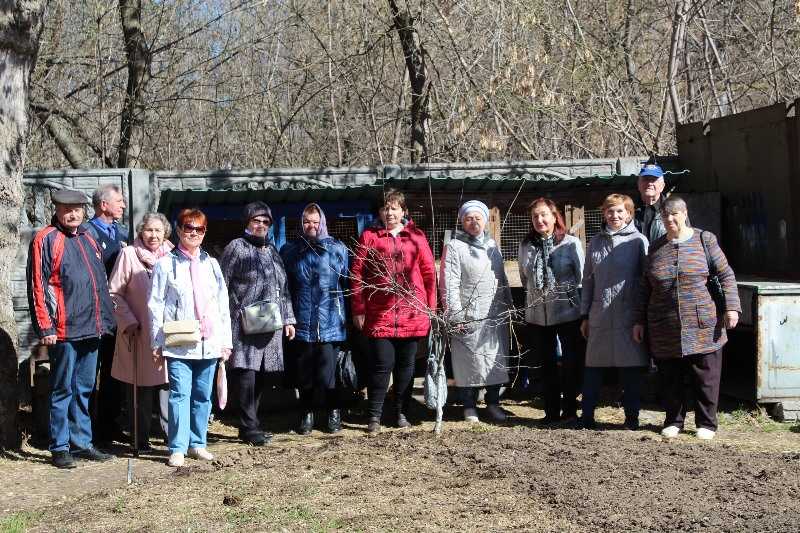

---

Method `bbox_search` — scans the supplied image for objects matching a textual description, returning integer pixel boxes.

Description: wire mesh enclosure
[407,208,460,258]
[584,208,604,243]
[499,212,531,260]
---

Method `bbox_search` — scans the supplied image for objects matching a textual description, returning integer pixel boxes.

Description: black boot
[52,451,76,469]
[298,411,314,435]
[395,413,411,429]
[326,409,342,433]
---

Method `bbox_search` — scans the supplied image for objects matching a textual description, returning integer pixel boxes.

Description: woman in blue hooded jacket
[280,203,349,434]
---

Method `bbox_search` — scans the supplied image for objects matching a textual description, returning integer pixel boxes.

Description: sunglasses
[249,217,271,226]
[182,224,206,235]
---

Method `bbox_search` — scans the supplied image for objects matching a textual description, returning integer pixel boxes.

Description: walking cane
[132,329,139,459]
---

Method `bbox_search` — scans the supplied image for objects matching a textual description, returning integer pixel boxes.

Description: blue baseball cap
[639,163,664,179]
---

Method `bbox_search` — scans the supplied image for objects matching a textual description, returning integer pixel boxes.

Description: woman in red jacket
[351,189,437,433]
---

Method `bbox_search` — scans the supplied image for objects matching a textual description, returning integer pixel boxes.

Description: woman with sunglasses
[148,208,233,467]
[220,202,296,446]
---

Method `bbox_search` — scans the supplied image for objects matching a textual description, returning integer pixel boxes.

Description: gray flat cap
[52,189,90,205]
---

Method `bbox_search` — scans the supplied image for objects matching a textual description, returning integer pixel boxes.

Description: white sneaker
[167,452,185,467]
[661,425,681,438]
[464,408,479,423]
[696,428,716,440]
[187,447,214,461]
[486,404,507,422]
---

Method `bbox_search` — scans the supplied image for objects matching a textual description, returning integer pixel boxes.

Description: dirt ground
[2,398,800,533]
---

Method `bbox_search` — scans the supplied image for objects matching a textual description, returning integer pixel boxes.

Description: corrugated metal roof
[157,170,687,214]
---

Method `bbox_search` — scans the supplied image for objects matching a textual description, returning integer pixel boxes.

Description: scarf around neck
[134,238,173,271]
[178,245,213,339]
[243,230,267,248]
[532,234,556,291]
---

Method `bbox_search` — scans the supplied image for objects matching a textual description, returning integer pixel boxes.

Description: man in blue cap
[634,163,667,243]
[27,188,116,468]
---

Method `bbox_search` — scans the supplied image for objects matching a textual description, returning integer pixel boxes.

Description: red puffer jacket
[351,221,437,338]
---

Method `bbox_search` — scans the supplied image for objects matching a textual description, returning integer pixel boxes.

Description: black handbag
[335,347,358,391]
[699,231,725,311]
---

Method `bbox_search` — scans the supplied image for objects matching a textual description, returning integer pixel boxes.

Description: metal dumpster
[722,280,800,420]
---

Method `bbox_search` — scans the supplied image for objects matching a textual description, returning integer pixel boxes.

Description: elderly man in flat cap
[26,189,116,469]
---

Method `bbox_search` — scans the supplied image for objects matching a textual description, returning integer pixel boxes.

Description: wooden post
[488,206,502,247]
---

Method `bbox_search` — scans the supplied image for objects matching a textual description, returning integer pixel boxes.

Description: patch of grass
[719,405,791,432]
[224,502,344,531]
[111,496,125,514]
[0,511,42,533]
[468,423,491,433]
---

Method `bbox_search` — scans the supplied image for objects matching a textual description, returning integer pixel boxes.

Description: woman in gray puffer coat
[518,198,585,424]
[579,194,649,430]
[440,200,513,423]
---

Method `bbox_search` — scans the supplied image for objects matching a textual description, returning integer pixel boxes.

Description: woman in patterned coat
[634,195,741,441]
[220,202,296,446]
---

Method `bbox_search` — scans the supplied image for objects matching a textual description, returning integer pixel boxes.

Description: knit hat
[458,200,490,223]
[242,201,272,224]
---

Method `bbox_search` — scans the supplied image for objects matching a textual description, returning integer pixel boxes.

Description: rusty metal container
[723,280,800,420]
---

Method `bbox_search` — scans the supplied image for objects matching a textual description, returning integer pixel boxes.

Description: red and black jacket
[26,219,116,341]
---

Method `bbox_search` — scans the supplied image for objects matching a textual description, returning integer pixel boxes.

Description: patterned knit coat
[636,229,741,359]
[220,237,296,372]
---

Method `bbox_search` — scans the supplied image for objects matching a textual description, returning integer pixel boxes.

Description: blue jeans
[166,357,216,454]
[48,338,100,452]
[460,385,501,408]
[582,366,644,423]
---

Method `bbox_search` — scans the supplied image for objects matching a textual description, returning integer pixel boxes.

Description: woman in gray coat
[220,202,296,446]
[440,200,513,423]
[518,198,585,424]
[580,194,649,430]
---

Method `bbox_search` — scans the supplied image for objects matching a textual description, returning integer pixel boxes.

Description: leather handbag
[163,319,201,347]
[241,300,283,334]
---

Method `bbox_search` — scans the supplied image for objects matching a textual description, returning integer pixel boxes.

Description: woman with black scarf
[518,198,585,425]
[220,202,296,445]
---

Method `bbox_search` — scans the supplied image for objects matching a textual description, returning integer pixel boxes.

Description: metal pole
[132,329,139,459]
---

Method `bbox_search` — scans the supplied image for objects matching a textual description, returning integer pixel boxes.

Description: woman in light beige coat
[109,213,174,451]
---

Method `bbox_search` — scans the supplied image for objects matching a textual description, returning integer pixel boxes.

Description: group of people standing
[27,161,741,470]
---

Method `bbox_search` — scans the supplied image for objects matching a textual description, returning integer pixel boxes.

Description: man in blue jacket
[27,189,116,468]
[84,184,128,446]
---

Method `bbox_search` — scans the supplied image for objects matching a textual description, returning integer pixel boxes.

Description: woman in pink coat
[109,212,174,451]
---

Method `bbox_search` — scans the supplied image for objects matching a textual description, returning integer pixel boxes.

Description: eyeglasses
[182,224,206,235]
[249,217,271,226]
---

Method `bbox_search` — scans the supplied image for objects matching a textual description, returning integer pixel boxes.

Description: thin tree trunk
[117,0,151,168]
[0,0,48,450]
[388,0,430,163]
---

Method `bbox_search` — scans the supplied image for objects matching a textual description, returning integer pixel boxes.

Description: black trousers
[91,333,122,442]
[233,368,266,438]
[657,349,723,431]
[124,384,168,446]
[367,337,420,420]
[527,321,584,419]
[292,341,338,410]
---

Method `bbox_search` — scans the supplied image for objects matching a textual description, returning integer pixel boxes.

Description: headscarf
[300,203,329,241]
[133,237,173,271]
[458,200,489,224]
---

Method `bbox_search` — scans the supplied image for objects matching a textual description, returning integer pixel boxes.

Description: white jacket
[148,249,233,360]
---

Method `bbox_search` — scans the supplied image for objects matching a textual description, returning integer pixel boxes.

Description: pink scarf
[178,245,214,339]
[133,238,173,271]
